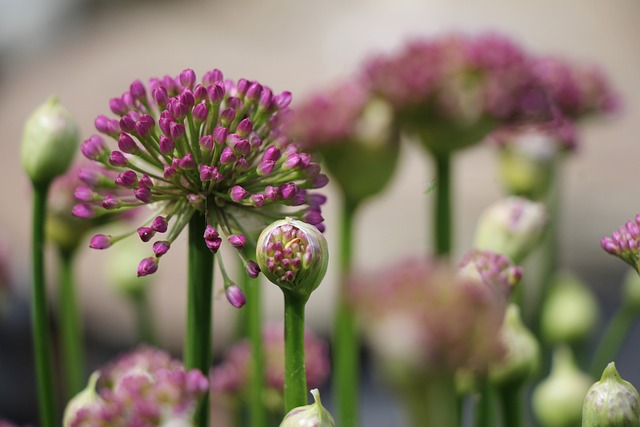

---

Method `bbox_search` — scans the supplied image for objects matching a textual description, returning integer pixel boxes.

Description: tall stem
[184,213,215,427]
[333,197,359,427]
[283,291,307,412]
[132,291,156,345]
[57,248,85,399]
[433,152,452,257]
[245,246,267,427]
[31,183,57,427]
[590,305,636,377]
[474,376,496,427]
[498,385,523,427]
[424,374,459,427]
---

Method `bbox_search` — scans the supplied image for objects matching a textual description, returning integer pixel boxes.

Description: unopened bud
[280,389,335,427]
[63,372,102,427]
[582,362,640,427]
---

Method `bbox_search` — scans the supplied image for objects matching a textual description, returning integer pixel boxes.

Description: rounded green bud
[280,389,335,427]
[473,196,547,264]
[622,268,640,314]
[533,346,593,427]
[21,96,80,186]
[63,371,102,427]
[490,304,540,388]
[541,271,599,345]
[256,218,328,299]
[582,362,640,427]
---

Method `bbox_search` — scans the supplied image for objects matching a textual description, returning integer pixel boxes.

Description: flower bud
[532,346,593,427]
[256,218,328,299]
[541,271,599,345]
[63,371,102,427]
[582,362,640,427]
[280,389,335,427]
[490,304,540,388]
[474,196,547,263]
[21,96,80,186]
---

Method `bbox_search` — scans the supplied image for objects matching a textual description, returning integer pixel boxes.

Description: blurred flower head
[72,68,328,282]
[350,258,509,382]
[601,214,640,272]
[211,322,330,410]
[457,249,523,300]
[65,346,208,427]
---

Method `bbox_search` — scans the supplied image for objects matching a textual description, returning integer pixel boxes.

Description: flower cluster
[211,322,330,406]
[65,346,208,427]
[601,214,640,271]
[349,256,517,377]
[72,68,328,279]
[458,249,523,299]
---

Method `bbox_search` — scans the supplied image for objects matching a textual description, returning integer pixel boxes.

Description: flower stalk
[283,291,308,411]
[434,152,453,257]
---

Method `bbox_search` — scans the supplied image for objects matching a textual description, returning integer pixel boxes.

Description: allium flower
[457,249,523,300]
[211,322,330,405]
[601,214,640,272]
[363,33,540,153]
[350,258,507,379]
[65,346,208,427]
[73,69,328,281]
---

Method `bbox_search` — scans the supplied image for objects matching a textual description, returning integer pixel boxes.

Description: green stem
[57,248,85,399]
[245,246,267,427]
[283,290,307,412]
[132,291,156,345]
[590,305,636,377]
[424,374,459,427]
[333,197,359,427]
[498,385,523,427]
[474,376,495,427]
[433,152,452,257]
[31,183,57,427]
[184,213,215,427]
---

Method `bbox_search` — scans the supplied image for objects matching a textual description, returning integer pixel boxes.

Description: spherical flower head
[280,389,335,427]
[288,79,400,204]
[256,218,328,299]
[66,346,208,427]
[457,249,523,300]
[75,68,328,286]
[474,196,547,264]
[21,96,80,186]
[601,214,640,273]
[540,271,599,345]
[363,33,537,154]
[489,304,540,388]
[582,362,640,427]
[211,322,330,410]
[350,258,506,380]
[532,346,593,427]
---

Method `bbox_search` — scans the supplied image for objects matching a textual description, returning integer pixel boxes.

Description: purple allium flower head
[350,258,507,376]
[211,322,329,405]
[65,346,208,427]
[601,214,640,272]
[75,68,328,289]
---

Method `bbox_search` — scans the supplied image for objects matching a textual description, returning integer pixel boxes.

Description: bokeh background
[1,0,639,425]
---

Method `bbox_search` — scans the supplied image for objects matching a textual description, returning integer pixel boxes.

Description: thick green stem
[132,291,156,345]
[333,198,359,427]
[245,246,267,427]
[283,291,307,412]
[498,385,523,427]
[184,213,215,427]
[590,305,636,377]
[474,376,496,427]
[424,374,459,427]
[57,248,85,399]
[433,152,452,257]
[31,183,57,427]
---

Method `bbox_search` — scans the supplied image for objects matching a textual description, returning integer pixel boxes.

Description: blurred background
[1,0,640,425]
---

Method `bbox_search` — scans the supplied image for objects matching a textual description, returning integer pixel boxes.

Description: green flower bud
[541,271,599,344]
[498,144,557,200]
[21,96,80,186]
[622,268,640,314]
[582,362,640,427]
[490,304,540,388]
[533,346,593,427]
[474,196,547,263]
[256,218,328,299]
[63,371,102,427]
[280,389,335,427]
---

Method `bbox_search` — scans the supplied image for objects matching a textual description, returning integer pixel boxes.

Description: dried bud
[63,372,102,427]
[256,218,328,299]
[21,96,80,186]
[474,196,547,263]
[490,304,540,388]
[280,389,335,427]
[532,346,592,427]
[582,362,640,427]
[541,272,599,345]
